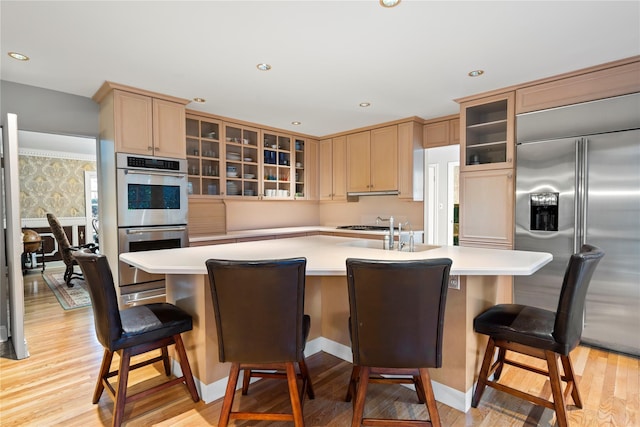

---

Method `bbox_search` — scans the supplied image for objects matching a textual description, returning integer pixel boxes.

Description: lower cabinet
[458,168,514,248]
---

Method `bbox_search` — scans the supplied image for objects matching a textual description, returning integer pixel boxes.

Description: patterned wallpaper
[19,154,96,219]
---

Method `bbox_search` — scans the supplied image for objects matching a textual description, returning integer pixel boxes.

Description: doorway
[18,130,98,260]
[424,145,459,246]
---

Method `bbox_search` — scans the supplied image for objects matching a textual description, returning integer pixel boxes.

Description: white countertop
[121,235,552,277]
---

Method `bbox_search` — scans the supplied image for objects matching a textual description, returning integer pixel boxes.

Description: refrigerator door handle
[581,138,589,247]
[574,139,582,254]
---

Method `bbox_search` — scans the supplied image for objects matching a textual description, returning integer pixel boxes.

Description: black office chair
[472,244,604,427]
[345,258,452,427]
[46,212,97,287]
[205,258,315,427]
[73,250,199,427]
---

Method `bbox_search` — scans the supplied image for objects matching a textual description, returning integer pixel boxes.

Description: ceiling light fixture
[359,102,371,108]
[8,51,29,61]
[468,69,484,77]
[291,121,301,126]
[193,97,206,103]
[380,0,400,8]
[256,63,272,71]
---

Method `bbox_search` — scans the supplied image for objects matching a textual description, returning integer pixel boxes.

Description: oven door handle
[125,226,187,234]
[124,169,186,179]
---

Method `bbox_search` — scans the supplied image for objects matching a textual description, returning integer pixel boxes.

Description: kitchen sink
[338,239,440,252]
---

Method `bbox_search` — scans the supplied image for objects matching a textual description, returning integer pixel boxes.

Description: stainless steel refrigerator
[514,93,640,356]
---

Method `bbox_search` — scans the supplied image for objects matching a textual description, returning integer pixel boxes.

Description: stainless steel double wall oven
[115,153,189,305]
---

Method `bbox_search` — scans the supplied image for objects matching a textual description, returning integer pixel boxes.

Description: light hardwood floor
[0,270,638,426]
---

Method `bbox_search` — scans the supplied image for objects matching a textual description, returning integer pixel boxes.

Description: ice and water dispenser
[530,192,559,231]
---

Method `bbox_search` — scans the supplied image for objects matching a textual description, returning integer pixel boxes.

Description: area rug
[42,270,91,310]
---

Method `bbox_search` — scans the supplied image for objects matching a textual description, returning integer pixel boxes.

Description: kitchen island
[120,235,551,412]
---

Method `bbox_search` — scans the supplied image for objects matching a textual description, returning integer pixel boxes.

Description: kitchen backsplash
[225,200,320,231]
[319,196,423,230]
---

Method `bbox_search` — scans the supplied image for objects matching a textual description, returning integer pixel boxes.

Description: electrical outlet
[448,275,460,290]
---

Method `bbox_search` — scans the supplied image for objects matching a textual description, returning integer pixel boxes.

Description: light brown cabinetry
[152,99,187,158]
[516,59,640,114]
[346,126,398,193]
[185,110,312,200]
[460,92,514,171]
[423,116,460,148]
[262,130,294,199]
[457,92,515,249]
[319,137,347,201]
[186,114,222,196]
[301,139,319,200]
[458,168,514,248]
[224,123,260,197]
[397,121,424,201]
[94,82,188,158]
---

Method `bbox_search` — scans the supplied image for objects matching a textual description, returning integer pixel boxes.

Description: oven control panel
[117,153,186,173]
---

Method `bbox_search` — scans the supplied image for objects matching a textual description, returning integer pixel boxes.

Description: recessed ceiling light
[380,0,400,7]
[256,63,272,71]
[468,69,484,77]
[193,97,206,103]
[359,102,371,108]
[291,121,301,126]
[8,51,29,61]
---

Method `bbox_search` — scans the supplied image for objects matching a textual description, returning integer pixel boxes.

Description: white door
[1,113,28,359]
[424,145,460,246]
[84,171,98,244]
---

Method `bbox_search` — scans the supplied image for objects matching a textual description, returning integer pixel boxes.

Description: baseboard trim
[175,336,471,411]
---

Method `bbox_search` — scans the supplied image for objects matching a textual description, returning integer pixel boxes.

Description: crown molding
[18,147,96,162]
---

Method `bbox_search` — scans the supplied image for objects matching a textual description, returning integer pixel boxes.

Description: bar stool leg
[472,337,496,407]
[351,366,370,427]
[218,362,240,427]
[546,351,569,427]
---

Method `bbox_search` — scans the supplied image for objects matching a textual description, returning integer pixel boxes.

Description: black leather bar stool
[73,251,199,427]
[472,244,604,427]
[345,258,452,427]
[205,257,315,427]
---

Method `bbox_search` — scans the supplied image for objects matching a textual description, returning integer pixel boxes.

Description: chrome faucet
[398,221,413,251]
[376,216,395,249]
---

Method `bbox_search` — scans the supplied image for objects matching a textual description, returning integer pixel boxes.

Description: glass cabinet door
[293,138,306,198]
[460,92,514,171]
[186,115,221,196]
[224,124,259,197]
[262,131,293,198]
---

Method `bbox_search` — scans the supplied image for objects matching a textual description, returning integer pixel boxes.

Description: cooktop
[336,225,399,231]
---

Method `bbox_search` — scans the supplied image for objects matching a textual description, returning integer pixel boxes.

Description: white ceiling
[18,130,96,156]
[1,1,639,137]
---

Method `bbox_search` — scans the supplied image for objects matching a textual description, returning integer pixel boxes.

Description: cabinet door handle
[507,157,512,163]
[507,172,513,179]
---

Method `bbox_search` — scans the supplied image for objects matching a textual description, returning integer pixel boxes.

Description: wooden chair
[73,251,199,427]
[205,257,315,427]
[345,258,452,427]
[472,244,604,427]
[46,212,97,287]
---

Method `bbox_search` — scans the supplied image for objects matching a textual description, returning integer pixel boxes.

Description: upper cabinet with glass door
[262,131,294,199]
[224,124,260,197]
[186,114,222,196]
[459,92,514,171]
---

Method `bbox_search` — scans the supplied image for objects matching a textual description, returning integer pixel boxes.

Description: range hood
[347,190,399,197]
